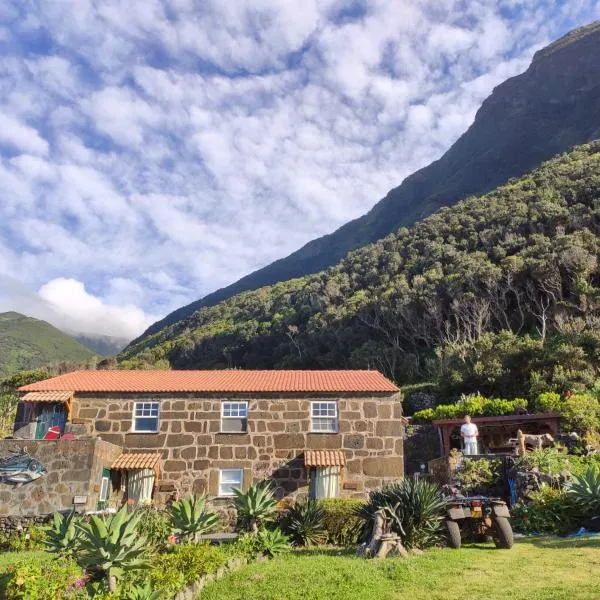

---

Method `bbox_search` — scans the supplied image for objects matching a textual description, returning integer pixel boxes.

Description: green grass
[201,537,600,600]
[0,551,49,569]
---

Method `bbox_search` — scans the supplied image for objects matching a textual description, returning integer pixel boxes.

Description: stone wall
[73,392,404,505]
[0,439,122,516]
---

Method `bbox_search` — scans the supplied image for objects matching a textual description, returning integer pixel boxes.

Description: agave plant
[122,581,161,600]
[357,478,445,550]
[232,480,277,533]
[567,466,600,516]
[76,505,150,592]
[44,509,82,556]
[170,494,219,543]
[253,528,290,557]
[283,500,327,546]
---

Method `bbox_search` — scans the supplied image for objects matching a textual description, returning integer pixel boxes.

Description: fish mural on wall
[0,451,47,484]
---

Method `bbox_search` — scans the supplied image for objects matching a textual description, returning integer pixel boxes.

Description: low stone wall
[0,438,122,517]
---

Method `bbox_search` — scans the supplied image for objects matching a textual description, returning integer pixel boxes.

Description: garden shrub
[149,543,228,596]
[535,392,562,413]
[1,524,48,552]
[567,466,600,518]
[319,498,364,546]
[357,478,445,549]
[283,500,326,546]
[516,447,600,478]
[413,394,528,422]
[135,507,172,550]
[511,485,582,535]
[1,556,87,599]
[455,458,502,495]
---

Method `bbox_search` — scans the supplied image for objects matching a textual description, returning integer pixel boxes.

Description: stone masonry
[72,392,404,506]
[0,438,121,517]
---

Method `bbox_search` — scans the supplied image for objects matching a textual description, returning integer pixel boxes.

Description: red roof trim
[19,370,399,394]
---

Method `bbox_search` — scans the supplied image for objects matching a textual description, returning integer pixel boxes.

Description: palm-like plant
[357,478,445,550]
[170,494,219,543]
[44,509,82,556]
[284,500,327,546]
[567,466,600,516]
[77,506,150,592]
[122,581,161,600]
[254,528,290,557]
[232,481,277,533]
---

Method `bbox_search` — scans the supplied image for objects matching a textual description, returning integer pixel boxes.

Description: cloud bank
[0,0,598,337]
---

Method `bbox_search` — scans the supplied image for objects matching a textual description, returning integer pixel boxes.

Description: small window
[218,468,243,496]
[132,402,160,432]
[311,401,338,433]
[221,402,248,433]
[99,470,110,502]
[311,466,340,499]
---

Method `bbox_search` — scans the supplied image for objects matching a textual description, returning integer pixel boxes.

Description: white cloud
[0,0,597,336]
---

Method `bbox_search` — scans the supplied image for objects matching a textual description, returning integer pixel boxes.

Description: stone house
[2,370,403,517]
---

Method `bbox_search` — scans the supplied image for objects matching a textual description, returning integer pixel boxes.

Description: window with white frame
[221,401,248,433]
[311,467,341,499]
[132,402,160,432]
[99,468,110,504]
[311,401,338,432]
[218,468,243,496]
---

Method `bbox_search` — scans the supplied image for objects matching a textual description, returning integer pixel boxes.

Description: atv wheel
[493,517,514,549]
[445,520,462,549]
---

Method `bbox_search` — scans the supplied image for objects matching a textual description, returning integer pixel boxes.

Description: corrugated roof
[19,370,399,394]
[112,453,161,470]
[21,391,73,403]
[304,450,346,467]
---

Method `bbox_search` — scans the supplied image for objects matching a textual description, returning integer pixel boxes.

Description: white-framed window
[218,468,244,496]
[311,401,338,432]
[99,473,110,503]
[221,401,248,433]
[132,402,160,433]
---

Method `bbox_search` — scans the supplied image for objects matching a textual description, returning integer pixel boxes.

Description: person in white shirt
[460,415,479,455]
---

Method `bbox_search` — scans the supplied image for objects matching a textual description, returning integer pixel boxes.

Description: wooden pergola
[432,412,561,456]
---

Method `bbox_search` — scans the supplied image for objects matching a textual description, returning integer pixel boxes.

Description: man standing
[460,415,479,455]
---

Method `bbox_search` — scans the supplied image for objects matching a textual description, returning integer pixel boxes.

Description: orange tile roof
[19,370,399,394]
[21,391,74,403]
[304,450,346,467]
[112,453,161,470]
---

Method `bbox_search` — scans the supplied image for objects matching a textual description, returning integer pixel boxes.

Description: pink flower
[168,534,178,545]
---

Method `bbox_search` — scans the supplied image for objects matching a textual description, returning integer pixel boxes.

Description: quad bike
[444,492,514,549]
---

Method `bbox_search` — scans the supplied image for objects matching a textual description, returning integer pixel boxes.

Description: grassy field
[0,551,48,569]
[201,537,600,600]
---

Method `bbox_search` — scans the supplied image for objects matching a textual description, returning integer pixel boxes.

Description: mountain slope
[120,141,600,400]
[72,333,130,357]
[0,312,94,375]
[133,21,600,346]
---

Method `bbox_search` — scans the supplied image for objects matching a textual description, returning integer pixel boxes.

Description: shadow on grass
[525,536,600,550]
[293,547,357,558]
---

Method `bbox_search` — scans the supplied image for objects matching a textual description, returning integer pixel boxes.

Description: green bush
[319,498,364,546]
[455,458,502,495]
[135,508,172,550]
[1,524,48,552]
[1,556,87,599]
[535,392,562,413]
[357,478,445,550]
[252,529,290,558]
[516,447,600,478]
[413,394,528,422]
[44,510,82,556]
[149,543,228,596]
[511,485,581,535]
[283,500,326,547]
[562,393,600,435]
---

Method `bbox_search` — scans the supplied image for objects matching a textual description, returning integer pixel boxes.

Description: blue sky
[0,0,599,339]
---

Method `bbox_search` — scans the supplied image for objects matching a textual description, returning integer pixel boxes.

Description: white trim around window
[220,401,248,433]
[218,468,244,497]
[132,401,160,433]
[311,401,338,433]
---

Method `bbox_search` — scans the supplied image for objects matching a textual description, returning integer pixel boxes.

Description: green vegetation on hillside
[121,142,600,405]
[0,312,94,376]
[135,22,600,342]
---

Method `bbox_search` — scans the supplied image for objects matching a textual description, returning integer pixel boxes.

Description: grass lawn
[201,537,600,600]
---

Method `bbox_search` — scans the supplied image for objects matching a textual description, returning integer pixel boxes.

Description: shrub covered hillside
[121,142,600,400]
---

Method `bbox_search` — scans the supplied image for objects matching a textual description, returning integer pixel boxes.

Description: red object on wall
[43,426,61,440]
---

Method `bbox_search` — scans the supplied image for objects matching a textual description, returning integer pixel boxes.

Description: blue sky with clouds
[0,0,599,339]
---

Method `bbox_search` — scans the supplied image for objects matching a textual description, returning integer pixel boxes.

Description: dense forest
[120,142,600,405]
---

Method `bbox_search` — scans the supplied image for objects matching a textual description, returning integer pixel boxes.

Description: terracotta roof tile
[304,450,346,467]
[18,370,399,394]
[21,391,74,403]
[112,453,161,470]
